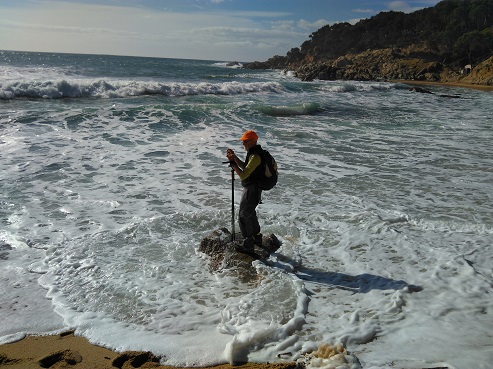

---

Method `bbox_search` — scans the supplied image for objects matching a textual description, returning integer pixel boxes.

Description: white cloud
[388,1,411,12]
[297,19,328,30]
[269,18,328,33]
[352,8,375,14]
[0,1,304,60]
[270,20,296,32]
[217,10,292,18]
[0,1,345,61]
[387,1,423,13]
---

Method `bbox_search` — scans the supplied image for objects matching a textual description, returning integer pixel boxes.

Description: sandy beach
[392,79,493,91]
[0,331,452,369]
[0,332,298,369]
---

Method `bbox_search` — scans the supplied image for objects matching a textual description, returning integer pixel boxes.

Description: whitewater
[1,50,492,369]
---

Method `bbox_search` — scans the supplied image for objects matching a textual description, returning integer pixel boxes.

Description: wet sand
[0,331,453,369]
[393,79,493,91]
[0,331,298,369]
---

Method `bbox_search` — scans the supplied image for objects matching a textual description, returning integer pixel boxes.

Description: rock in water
[199,228,281,280]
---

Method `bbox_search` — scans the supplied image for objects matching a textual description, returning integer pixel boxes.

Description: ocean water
[1,50,492,369]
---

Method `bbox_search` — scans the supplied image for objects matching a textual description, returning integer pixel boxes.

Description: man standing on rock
[226,130,264,251]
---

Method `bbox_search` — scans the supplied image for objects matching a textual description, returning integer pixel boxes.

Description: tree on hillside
[345,1,489,60]
[249,0,493,70]
[454,27,493,65]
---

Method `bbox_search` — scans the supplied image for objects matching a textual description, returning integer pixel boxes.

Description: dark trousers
[239,183,262,238]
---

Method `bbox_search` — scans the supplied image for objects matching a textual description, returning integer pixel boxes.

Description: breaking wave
[0,79,284,100]
[255,102,322,116]
[320,81,402,93]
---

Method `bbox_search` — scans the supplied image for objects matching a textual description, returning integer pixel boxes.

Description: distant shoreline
[392,79,493,92]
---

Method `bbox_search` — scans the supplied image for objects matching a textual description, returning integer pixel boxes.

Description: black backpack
[257,149,278,191]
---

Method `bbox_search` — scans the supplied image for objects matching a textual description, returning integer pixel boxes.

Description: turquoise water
[1,50,492,369]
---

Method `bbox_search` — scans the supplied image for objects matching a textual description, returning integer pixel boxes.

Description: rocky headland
[246,47,493,85]
[245,0,493,86]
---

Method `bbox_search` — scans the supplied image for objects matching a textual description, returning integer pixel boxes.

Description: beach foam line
[0,331,300,369]
[0,331,451,369]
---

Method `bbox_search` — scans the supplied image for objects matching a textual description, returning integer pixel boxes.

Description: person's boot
[235,236,254,252]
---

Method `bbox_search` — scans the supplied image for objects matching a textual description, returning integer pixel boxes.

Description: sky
[0,0,441,61]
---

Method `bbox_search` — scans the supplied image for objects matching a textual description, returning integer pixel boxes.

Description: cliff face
[291,47,493,85]
[292,47,445,82]
[245,0,493,85]
[460,56,493,85]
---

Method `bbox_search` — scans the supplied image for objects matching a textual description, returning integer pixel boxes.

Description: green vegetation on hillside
[246,0,493,84]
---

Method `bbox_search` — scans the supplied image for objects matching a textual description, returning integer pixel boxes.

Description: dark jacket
[241,145,264,187]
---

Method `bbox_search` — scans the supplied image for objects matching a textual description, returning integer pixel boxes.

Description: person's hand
[226,148,235,161]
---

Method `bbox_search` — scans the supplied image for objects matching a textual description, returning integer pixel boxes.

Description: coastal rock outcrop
[244,1,493,87]
[292,48,448,82]
[199,228,281,281]
[459,56,493,85]
[247,47,493,86]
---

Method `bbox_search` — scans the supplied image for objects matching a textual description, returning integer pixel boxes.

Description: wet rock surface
[199,228,281,280]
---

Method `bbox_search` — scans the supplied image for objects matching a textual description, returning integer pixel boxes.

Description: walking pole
[223,160,236,242]
[230,165,235,242]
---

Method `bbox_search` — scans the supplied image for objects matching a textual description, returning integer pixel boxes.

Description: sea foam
[0,79,284,99]
[1,52,492,369]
